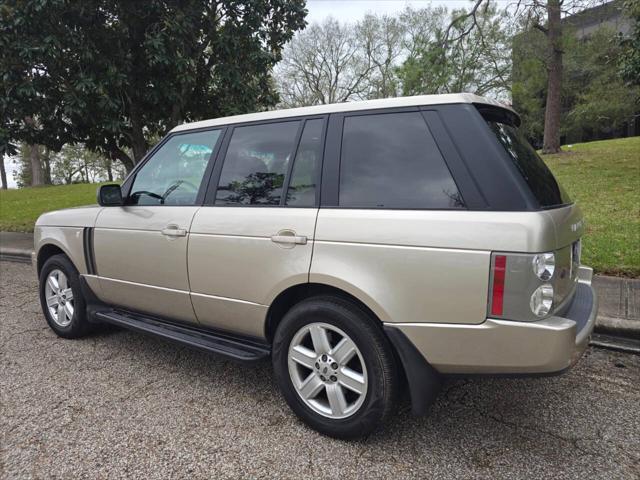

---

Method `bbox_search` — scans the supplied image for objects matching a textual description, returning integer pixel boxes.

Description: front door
[188,117,325,338]
[93,128,224,324]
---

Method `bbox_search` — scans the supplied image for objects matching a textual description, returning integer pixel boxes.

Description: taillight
[490,255,507,316]
[488,249,567,321]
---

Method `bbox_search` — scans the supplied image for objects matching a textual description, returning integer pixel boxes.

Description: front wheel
[272,296,399,439]
[39,254,91,339]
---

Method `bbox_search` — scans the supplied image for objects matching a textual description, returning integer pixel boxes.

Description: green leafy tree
[397,3,512,98]
[513,25,639,145]
[1,0,306,172]
[619,0,640,85]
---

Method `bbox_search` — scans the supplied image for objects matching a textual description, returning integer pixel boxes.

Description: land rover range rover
[34,94,597,438]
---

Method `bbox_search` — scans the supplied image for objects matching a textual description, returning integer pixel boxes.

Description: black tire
[272,295,399,439]
[39,254,91,339]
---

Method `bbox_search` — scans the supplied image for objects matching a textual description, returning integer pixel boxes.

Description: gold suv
[34,94,598,438]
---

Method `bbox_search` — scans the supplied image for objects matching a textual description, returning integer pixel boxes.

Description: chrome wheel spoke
[290,345,317,369]
[57,303,66,322]
[63,288,73,301]
[326,383,347,417]
[330,337,356,365]
[47,275,59,293]
[299,373,324,399]
[46,295,59,308]
[57,273,68,290]
[64,302,74,319]
[337,368,366,395]
[309,324,331,354]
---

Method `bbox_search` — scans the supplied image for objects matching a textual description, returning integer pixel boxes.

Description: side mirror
[97,184,123,206]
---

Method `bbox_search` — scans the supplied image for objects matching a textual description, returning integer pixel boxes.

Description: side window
[286,119,323,206]
[215,121,300,205]
[339,112,464,209]
[129,130,221,206]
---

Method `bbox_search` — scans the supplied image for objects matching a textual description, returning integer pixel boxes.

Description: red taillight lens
[491,255,507,316]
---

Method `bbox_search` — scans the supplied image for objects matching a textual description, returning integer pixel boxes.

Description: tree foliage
[619,0,640,85]
[513,25,639,146]
[397,3,513,98]
[1,0,307,171]
[275,5,513,107]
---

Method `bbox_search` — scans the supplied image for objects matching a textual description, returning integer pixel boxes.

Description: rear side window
[339,112,464,209]
[215,121,300,205]
[286,119,323,207]
[486,121,571,208]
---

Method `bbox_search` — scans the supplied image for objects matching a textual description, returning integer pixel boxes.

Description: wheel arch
[265,282,385,343]
[265,282,442,416]
[36,242,75,276]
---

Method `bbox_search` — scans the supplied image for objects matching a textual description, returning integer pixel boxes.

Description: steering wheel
[130,180,199,205]
[161,180,199,203]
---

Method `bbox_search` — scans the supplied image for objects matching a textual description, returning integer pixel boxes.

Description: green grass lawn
[0,182,104,233]
[1,137,638,276]
[542,136,639,277]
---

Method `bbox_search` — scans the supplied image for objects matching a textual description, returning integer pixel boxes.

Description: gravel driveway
[1,260,639,479]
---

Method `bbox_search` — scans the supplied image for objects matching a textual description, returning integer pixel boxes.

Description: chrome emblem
[570,219,584,232]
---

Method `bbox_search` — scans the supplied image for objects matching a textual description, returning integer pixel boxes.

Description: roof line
[170,93,516,132]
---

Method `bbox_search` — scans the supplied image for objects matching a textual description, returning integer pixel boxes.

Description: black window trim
[202,114,328,208]
[321,106,469,211]
[121,126,227,207]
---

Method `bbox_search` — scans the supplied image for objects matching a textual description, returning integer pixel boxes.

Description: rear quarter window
[486,121,571,208]
[339,112,464,209]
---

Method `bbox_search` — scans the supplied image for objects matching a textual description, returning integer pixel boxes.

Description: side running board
[93,309,270,362]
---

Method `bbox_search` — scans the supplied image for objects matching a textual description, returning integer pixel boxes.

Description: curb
[0,248,32,264]
[594,316,640,340]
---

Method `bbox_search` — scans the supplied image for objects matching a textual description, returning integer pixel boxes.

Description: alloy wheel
[287,322,368,419]
[44,269,74,327]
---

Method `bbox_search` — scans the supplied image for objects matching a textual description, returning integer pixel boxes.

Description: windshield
[486,121,572,208]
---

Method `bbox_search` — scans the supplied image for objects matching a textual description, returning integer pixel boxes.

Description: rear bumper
[386,266,598,375]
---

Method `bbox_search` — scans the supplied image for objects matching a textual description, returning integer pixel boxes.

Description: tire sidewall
[273,298,395,438]
[39,254,88,338]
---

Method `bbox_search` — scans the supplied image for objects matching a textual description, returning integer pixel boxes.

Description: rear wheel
[39,254,90,339]
[272,296,399,439]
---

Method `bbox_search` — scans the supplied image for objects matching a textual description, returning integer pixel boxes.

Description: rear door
[188,117,325,338]
[93,128,224,324]
[310,109,490,326]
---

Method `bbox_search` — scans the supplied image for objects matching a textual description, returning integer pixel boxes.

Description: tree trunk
[542,0,563,154]
[29,145,44,186]
[43,149,52,184]
[130,125,148,164]
[106,159,114,182]
[111,149,135,173]
[0,155,7,189]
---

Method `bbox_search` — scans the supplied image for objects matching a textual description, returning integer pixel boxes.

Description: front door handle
[271,230,307,245]
[161,224,187,237]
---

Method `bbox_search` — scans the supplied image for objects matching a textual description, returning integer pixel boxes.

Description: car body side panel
[310,207,571,325]
[311,209,498,325]
[93,206,200,324]
[188,207,318,337]
[35,205,102,230]
[34,226,89,275]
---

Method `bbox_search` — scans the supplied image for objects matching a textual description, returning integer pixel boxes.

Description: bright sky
[306,0,512,23]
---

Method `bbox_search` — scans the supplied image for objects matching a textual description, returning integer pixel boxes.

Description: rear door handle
[271,231,307,245]
[161,225,187,237]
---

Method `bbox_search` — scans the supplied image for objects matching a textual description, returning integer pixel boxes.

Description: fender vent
[83,227,97,275]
